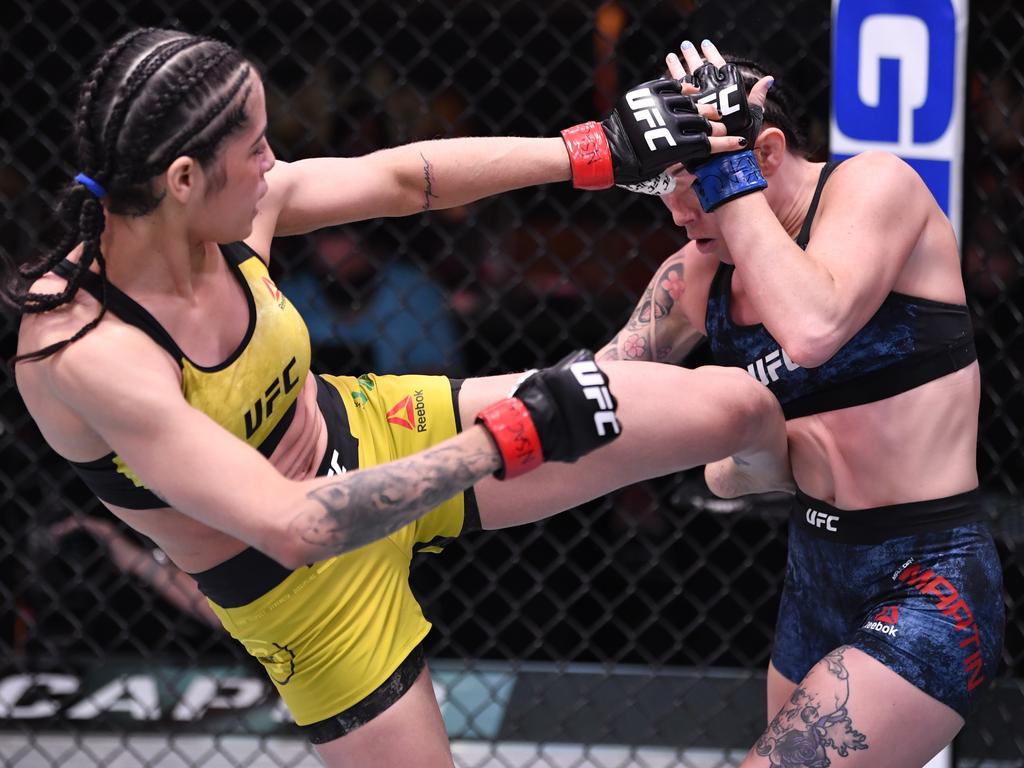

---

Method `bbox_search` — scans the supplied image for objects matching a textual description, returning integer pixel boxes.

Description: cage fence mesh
[0,0,1022,766]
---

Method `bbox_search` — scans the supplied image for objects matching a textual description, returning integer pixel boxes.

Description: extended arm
[267,137,572,236]
[259,77,748,240]
[47,338,618,569]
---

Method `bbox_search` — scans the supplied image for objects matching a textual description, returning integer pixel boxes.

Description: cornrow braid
[14,198,111,364]
[129,46,238,161]
[97,37,204,178]
[73,28,153,176]
[7,28,254,365]
[8,28,152,291]
[155,70,252,171]
[134,60,251,179]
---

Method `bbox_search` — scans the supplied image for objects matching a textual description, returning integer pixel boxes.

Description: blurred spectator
[277,227,465,375]
[48,516,221,630]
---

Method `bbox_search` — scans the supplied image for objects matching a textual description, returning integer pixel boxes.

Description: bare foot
[705,455,795,499]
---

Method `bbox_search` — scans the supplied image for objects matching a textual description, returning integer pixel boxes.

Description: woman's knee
[696,366,778,445]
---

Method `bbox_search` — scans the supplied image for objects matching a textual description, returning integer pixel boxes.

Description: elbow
[257,525,315,571]
[778,326,843,370]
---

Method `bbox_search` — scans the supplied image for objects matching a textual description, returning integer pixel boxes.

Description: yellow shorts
[201,373,477,738]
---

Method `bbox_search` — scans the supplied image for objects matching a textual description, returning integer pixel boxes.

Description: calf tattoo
[294,442,499,557]
[756,647,868,766]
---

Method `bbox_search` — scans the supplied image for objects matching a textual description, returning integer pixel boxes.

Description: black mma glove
[476,350,621,479]
[561,79,713,190]
[688,62,764,158]
[685,62,767,212]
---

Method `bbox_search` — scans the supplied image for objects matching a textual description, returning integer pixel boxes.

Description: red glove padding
[477,350,621,480]
[562,78,712,190]
[475,398,545,479]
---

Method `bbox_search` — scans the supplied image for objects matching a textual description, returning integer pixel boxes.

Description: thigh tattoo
[756,647,869,766]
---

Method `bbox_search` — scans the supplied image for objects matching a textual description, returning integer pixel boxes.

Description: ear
[164,156,201,204]
[753,127,787,178]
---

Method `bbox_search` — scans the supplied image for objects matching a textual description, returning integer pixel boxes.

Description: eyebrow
[250,125,268,148]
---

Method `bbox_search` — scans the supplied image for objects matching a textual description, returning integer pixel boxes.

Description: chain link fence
[1,0,1021,765]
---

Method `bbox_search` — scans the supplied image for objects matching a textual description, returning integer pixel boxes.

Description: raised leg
[460,361,789,529]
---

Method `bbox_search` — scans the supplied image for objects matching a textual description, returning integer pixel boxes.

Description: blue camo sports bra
[705,161,977,420]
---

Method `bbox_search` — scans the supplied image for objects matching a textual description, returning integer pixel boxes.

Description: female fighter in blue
[602,38,1004,768]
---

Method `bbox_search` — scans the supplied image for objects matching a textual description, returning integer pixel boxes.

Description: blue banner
[831,0,969,239]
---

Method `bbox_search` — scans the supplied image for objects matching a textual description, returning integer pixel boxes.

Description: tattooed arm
[597,249,704,364]
[288,428,501,564]
[41,332,506,570]
[261,138,571,239]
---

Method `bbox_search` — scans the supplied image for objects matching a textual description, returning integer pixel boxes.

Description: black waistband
[192,376,355,607]
[257,398,297,458]
[792,488,984,544]
[191,545,296,608]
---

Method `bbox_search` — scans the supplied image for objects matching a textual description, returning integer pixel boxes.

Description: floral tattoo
[756,647,868,767]
[597,259,696,363]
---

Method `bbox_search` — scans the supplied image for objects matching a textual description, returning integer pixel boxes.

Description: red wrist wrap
[476,398,544,480]
[560,121,614,190]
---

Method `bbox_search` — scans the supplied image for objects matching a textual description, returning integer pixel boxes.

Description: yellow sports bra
[55,242,312,509]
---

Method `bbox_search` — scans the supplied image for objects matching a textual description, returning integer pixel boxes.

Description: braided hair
[6,28,254,363]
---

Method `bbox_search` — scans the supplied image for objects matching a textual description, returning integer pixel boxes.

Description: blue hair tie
[74,173,107,198]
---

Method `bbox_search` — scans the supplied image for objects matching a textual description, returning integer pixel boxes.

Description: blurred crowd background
[0,0,1021,763]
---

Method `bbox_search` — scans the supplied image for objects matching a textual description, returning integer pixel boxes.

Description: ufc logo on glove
[696,85,741,118]
[570,360,621,437]
[625,88,677,150]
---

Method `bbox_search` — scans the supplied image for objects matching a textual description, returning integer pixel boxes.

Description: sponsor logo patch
[387,396,415,430]
[862,605,900,637]
[261,276,286,308]
[253,642,295,685]
[387,391,428,432]
[804,507,839,532]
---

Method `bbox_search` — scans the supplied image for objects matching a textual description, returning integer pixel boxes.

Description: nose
[662,185,702,228]
[263,140,276,174]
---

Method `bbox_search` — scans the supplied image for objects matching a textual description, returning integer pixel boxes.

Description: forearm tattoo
[756,647,868,766]
[613,262,686,362]
[292,442,500,557]
[420,152,439,210]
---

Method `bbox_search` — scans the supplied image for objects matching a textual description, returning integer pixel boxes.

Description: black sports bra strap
[54,258,184,361]
[795,160,843,250]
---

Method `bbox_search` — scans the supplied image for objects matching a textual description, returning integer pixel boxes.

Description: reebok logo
[625,87,676,151]
[261,277,285,308]
[326,449,346,477]
[875,605,900,624]
[805,507,839,532]
[387,390,427,432]
[862,606,900,636]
